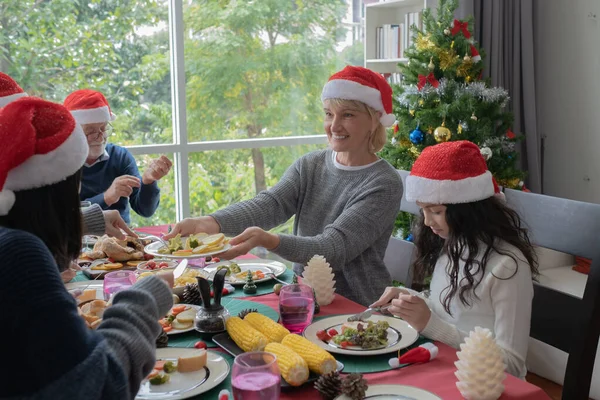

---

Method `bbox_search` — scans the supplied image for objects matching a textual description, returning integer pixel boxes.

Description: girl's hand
[217,227,280,260]
[370,286,411,308]
[388,294,431,332]
[61,262,81,283]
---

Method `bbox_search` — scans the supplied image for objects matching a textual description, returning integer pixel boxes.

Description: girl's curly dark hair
[413,196,538,315]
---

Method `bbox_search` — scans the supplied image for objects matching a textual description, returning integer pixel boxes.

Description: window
[2,0,365,227]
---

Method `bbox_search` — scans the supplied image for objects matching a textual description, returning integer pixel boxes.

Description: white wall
[535,0,600,203]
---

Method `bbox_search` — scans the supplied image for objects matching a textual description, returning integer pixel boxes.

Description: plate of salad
[303,314,419,356]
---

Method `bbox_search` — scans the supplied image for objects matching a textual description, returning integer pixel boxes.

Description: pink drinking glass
[103,270,136,301]
[278,283,315,334]
[231,351,280,400]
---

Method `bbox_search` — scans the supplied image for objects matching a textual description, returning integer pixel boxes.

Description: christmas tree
[380,0,527,238]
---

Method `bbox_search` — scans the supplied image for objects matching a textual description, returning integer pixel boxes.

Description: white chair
[383,236,415,287]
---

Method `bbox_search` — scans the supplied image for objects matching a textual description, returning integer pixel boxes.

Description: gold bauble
[465,76,472,83]
[463,53,471,62]
[439,50,458,70]
[434,125,452,142]
[399,138,411,148]
[444,28,451,35]
[470,112,478,121]
[418,99,425,106]
[428,57,435,71]
[416,33,435,51]
[409,109,415,116]
[456,61,472,77]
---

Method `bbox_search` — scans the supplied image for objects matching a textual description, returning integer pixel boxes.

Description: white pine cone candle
[301,255,336,306]
[455,327,506,400]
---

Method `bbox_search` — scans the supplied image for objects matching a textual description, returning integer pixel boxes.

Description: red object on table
[241,293,551,400]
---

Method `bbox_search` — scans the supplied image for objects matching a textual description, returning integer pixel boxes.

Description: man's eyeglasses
[83,123,114,139]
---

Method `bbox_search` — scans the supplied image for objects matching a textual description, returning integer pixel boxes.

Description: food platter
[144,235,231,260]
[202,259,287,285]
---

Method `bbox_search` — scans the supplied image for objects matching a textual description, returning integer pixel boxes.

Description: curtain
[456,0,542,193]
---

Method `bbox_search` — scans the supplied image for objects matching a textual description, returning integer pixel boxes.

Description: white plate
[163,304,200,336]
[203,259,287,285]
[144,239,231,260]
[334,384,442,400]
[303,315,419,356]
[136,349,230,400]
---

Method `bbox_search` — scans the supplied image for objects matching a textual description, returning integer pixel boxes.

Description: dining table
[81,225,552,400]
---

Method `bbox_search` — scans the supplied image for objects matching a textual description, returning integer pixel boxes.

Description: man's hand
[163,216,220,240]
[104,175,140,206]
[103,210,137,240]
[217,227,280,260]
[142,155,172,185]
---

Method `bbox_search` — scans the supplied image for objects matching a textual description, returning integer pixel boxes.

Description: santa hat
[0,72,28,107]
[470,45,481,62]
[405,141,503,204]
[0,98,88,216]
[389,342,439,368]
[321,66,396,127]
[64,89,116,125]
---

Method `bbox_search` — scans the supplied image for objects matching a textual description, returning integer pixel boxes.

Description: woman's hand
[388,294,431,332]
[61,262,81,283]
[217,227,280,260]
[164,216,220,240]
[370,286,411,308]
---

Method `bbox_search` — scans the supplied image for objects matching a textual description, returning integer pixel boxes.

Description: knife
[173,259,189,279]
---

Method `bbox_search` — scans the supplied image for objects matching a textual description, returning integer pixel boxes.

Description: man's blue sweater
[80,144,160,224]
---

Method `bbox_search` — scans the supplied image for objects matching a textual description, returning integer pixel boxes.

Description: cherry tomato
[212,257,220,263]
[340,341,352,348]
[147,261,156,270]
[327,328,339,337]
[159,262,169,269]
[316,330,331,342]
[222,288,229,295]
[194,341,207,350]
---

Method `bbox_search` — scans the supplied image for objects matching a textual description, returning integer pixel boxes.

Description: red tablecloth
[244,293,550,400]
[138,225,550,399]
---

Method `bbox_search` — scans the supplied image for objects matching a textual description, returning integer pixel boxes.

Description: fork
[139,234,169,248]
[347,304,393,322]
[267,273,290,286]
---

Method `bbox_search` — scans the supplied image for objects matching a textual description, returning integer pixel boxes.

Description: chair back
[503,188,600,400]
[383,236,416,287]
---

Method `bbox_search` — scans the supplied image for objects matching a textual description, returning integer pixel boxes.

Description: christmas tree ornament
[409,127,425,144]
[464,53,471,62]
[428,57,435,71]
[434,123,452,143]
[427,126,434,134]
[314,371,342,400]
[451,19,471,39]
[301,255,336,306]
[444,28,451,35]
[242,270,257,294]
[388,342,439,368]
[518,181,524,187]
[409,109,415,116]
[416,32,435,51]
[480,146,493,161]
[418,99,425,106]
[470,45,482,62]
[393,123,399,134]
[456,59,473,77]
[409,145,421,157]
[460,121,468,131]
[438,50,458,70]
[405,233,414,242]
[399,138,411,148]
[457,123,463,134]
[470,112,478,121]
[341,373,369,400]
[417,72,439,90]
[182,283,202,305]
[451,40,455,49]
[455,327,506,400]
[391,137,398,146]
[506,129,516,139]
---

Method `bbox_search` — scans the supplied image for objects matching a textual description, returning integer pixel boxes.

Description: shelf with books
[364,0,432,74]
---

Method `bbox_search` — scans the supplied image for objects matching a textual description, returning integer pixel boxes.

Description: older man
[64,89,172,224]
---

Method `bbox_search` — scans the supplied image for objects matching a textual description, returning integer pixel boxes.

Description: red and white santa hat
[64,89,116,125]
[321,66,396,127]
[406,141,502,204]
[0,72,28,107]
[0,98,88,216]
[470,45,481,62]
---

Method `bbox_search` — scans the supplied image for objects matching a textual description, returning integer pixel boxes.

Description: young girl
[371,140,537,379]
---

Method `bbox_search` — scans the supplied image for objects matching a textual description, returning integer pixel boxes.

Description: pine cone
[238,308,258,319]
[156,329,169,348]
[341,373,368,400]
[182,283,202,305]
[314,371,342,400]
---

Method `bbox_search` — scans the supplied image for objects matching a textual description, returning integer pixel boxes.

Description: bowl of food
[137,259,178,273]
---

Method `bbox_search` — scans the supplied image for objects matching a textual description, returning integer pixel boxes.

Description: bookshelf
[364,0,433,74]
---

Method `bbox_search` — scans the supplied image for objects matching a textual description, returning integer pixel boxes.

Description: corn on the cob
[265,342,309,386]
[226,317,268,352]
[244,312,290,343]
[281,334,337,375]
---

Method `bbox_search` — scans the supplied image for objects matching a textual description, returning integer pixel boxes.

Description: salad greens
[332,320,391,349]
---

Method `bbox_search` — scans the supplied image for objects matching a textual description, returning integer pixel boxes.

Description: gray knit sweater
[212,149,403,305]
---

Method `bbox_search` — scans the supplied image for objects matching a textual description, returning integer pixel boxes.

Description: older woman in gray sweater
[167,67,402,306]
